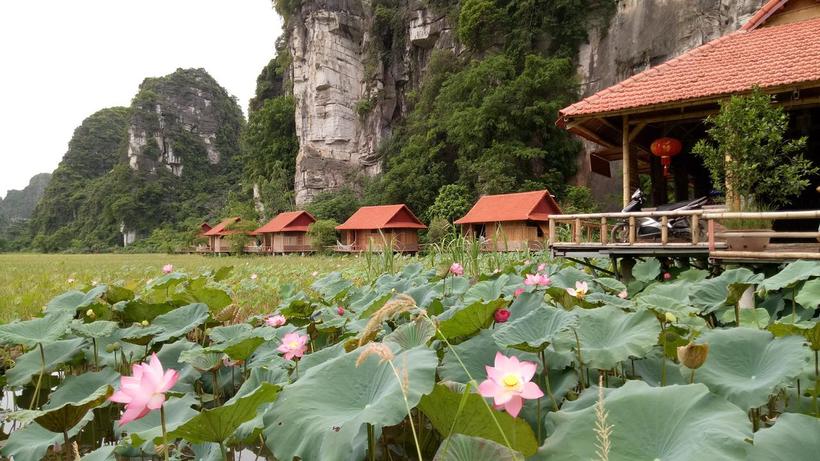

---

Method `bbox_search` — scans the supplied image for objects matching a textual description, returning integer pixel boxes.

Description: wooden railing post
[708,219,715,252]
[691,214,700,245]
[660,216,668,245]
[628,216,636,244]
[574,218,582,244]
[549,218,556,244]
[600,217,608,245]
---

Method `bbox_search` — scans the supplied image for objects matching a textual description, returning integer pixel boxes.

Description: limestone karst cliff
[29,69,243,251]
[273,0,767,207]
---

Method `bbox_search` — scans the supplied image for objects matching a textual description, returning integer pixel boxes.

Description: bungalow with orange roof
[454,190,562,251]
[335,204,427,253]
[252,211,316,254]
[203,217,241,253]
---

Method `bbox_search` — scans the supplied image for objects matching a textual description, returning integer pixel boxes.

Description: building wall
[342,229,420,252]
[463,221,549,250]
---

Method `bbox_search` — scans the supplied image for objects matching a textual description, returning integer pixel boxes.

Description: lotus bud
[141,320,149,327]
[86,309,96,318]
[494,308,511,323]
[664,312,677,323]
[677,342,709,369]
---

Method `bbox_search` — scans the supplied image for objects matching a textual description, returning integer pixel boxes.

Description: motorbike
[610,189,712,243]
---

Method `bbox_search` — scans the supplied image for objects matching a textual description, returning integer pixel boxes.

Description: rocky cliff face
[289,0,457,204]
[0,173,51,222]
[127,68,241,177]
[284,0,768,205]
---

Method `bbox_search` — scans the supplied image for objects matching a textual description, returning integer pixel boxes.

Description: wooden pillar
[673,155,688,202]
[650,155,667,207]
[622,115,631,206]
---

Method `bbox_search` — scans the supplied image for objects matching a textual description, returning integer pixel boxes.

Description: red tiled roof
[253,211,315,234]
[559,14,820,120]
[742,0,790,31]
[203,217,241,236]
[336,205,427,231]
[454,190,562,225]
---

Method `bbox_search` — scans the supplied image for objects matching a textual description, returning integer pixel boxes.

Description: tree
[692,89,816,210]
[308,219,339,254]
[426,184,474,222]
[306,188,361,223]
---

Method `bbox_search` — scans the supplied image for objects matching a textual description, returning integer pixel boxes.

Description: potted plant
[692,89,817,251]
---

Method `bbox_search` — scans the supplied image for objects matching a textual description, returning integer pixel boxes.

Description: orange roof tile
[203,217,241,236]
[559,14,820,120]
[336,204,427,231]
[454,190,561,225]
[253,211,316,234]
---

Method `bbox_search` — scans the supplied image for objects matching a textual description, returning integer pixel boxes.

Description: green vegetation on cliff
[28,69,245,252]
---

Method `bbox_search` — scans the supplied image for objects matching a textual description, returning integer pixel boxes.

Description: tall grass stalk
[594,375,613,461]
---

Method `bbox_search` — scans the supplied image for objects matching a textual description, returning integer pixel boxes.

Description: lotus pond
[0,254,818,460]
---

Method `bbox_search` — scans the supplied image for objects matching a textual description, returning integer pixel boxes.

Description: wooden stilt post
[623,115,631,207]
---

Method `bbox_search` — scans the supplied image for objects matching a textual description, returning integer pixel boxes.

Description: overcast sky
[0,0,281,198]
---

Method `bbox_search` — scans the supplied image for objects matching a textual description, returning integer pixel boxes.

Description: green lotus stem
[689,369,696,384]
[660,322,667,387]
[734,302,740,326]
[212,370,221,405]
[539,350,559,412]
[160,404,170,461]
[367,423,376,461]
[62,429,71,461]
[814,350,819,418]
[573,329,586,390]
[387,360,423,461]
[92,337,99,370]
[431,324,514,450]
[30,342,46,410]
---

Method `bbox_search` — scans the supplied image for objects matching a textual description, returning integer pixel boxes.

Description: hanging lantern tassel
[650,137,683,177]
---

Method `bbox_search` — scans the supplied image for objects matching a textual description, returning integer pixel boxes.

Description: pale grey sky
[0,0,282,198]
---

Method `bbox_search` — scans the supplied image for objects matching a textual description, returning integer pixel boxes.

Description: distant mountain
[1,173,52,222]
[28,68,244,252]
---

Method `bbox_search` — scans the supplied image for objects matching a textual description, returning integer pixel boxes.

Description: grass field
[0,253,377,322]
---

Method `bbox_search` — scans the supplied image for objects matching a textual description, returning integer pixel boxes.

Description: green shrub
[425,216,454,245]
[426,184,473,223]
[306,188,361,223]
[308,219,339,253]
[559,185,598,214]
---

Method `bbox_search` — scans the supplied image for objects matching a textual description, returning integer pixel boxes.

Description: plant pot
[724,230,770,252]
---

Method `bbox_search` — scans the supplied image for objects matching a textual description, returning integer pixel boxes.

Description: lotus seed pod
[677,342,709,369]
[111,341,121,351]
[104,344,115,353]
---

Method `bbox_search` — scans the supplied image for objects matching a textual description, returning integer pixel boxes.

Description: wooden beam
[628,122,647,142]
[622,115,631,206]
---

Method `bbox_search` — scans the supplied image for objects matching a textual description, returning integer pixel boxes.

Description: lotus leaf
[262,346,437,461]
[312,271,353,300]
[170,382,279,444]
[795,278,820,309]
[632,258,661,281]
[16,369,116,433]
[758,260,820,292]
[433,434,525,461]
[594,277,626,293]
[124,394,199,447]
[149,302,210,344]
[384,317,436,349]
[463,274,519,303]
[546,267,591,289]
[492,306,577,352]
[747,413,820,460]
[0,413,93,461]
[535,382,751,461]
[117,299,176,324]
[70,320,119,338]
[437,299,507,339]
[719,307,771,328]
[0,311,73,348]
[694,327,809,409]
[79,445,117,461]
[691,268,763,314]
[558,305,660,370]
[45,285,108,314]
[418,383,538,456]
[6,337,86,386]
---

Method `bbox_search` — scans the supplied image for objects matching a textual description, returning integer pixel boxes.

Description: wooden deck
[549,209,820,264]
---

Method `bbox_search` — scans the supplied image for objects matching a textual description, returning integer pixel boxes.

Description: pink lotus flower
[524,273,550,287]
[478,352,543,417]
[265,314,286,327]
[537,263,546,272]
[566,281,589,299]
[278,332,309,360]
[337,306,345,315]
[618,290,628,299]
[109,353,179,426]
[162,264,173,274]
[494,308,511,323]
[514,288,525,298]
[663,272,672,281]
[449,262,464,276]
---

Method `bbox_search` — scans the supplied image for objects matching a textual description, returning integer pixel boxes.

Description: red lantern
[650,137,683,176]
